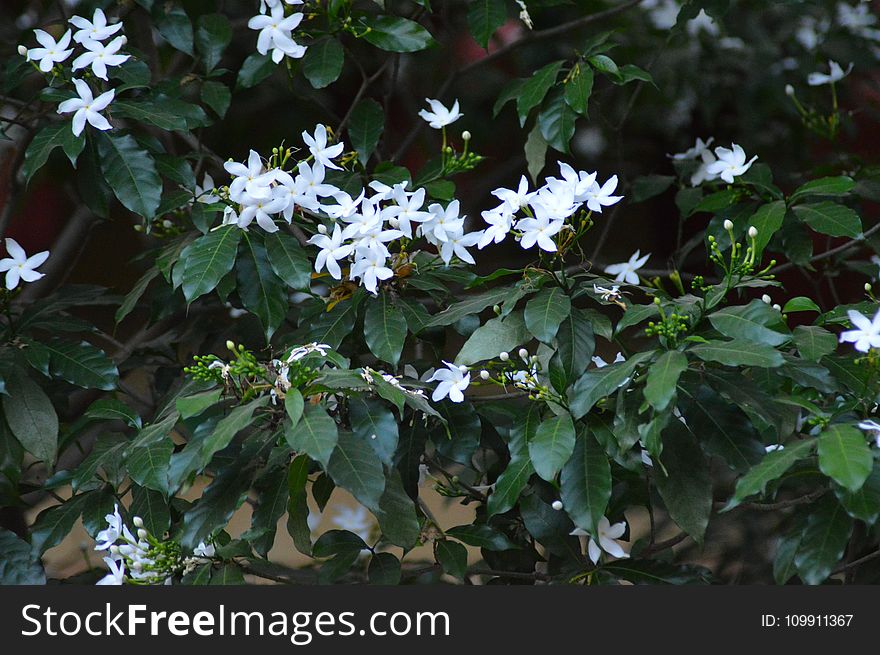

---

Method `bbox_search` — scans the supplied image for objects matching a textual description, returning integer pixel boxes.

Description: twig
[770,222,880,274]
[832,549,880,574]
[469,568,549,581]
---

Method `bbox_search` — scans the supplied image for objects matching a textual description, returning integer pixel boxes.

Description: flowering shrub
[1,0,879,587]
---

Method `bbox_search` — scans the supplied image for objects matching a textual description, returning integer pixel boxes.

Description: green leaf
[423,286,512,328]
[97,133,162,219]
[654,422,712,542]
[790,176,855,203]
[601,560,712,585]
[818,424,872,492]
[689,339,784,368]
[263,230,311,290]
[0,528,45,584]
[126,414,179,495]
[200,80,231,118]
[569,351,653,419]
[287,454,313,556]
[348,99,384,165]
[524,286,571,343]
[631,174,674,203]
[587,54,619,76]
[155,4,194,54]
[644,350,687,412]
[538,90,577,153]
[362,16,435,53]
[237,233,288,340]
[548,308,595,392]
[467,0,507,48]
[113,100,189,131]
[195,13,232,71]
[447,524,518,551]
[86,397,141,428]
[793,201,862,238]
[563,61,593,116]
[782,296,821,314]
[3,370,58,465]
[368,552,401,584]
[793,326,837,361]
[516,61,563,126]
[454,311,530,366]
[22,122,83,182]
[748,201,785,257]
[176,388,222,419]
[364,292,408,367]
[42,339,119,390]
[181,225,241,302]
[130,485,170,537]
[519,494,580,558]
[524,124,547,184]
[247,464,289,556]
[327,430,386,511]
[30,492,92,553]
[836,467,880,525]
[237,53,275,89]
[197,398,267,470]
[284,388,304,429]
[794,497,853,585]
[350,397,398,467]
[435,539,468,579]
[708,300,790,346]
[560,428,611,535]
[726,439,816,508]
[285,405,338,467]
[302,38,345,89]
[374,471,419,548]
[529,412,577,481]
[487,415,536,517]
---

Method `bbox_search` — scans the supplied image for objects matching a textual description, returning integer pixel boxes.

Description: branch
[716,488,827,513]
[770,222,880,274]
[832,549,880,574]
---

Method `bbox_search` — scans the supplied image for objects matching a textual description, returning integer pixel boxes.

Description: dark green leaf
[362,17,435,53]
[97,133,162,219]
[467,0,507,48]
[195,13,232,71]
[644,350,687,412]
[348,99,384,166]
[794,497,853,585]
[302,38,345,89]
[327,431,386,511]
[516,61,563,126]
[3,370,58,465]
[264,230,311,290]
[560,428,611,535]
[364,292,408,367]
[726,439,816,508]
[447,524,518,551]
[654,422,712,542]
[181,225,241,302]
[524,286,571,343]
[0,528,45,584]
[793,201,862,238]
[818,424,872,492]
[529,412,577,481]
[237,233,288,340]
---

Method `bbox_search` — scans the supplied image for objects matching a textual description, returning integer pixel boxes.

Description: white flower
[287,342,331,362]
[71,35,129,80]
[236,190,286,232]
[491,175,533,212]
[422,200,465,243]
[386,186,431,238]
[57,78,114,137]
[94,504,124,551]
[428,361,471,403]
[0,238,49,290]
[477,207,514,249]
[308,224,353,280]
[592,352,625,368]
[192,542,215,558]
[248,3,306,63]
[765,444,785,453]
[439,226,482,265]
[350,251,394,294]
[224,149,273,201]
[26,29,74,72]
[858,420,880,447]
[690,148,718,186]
[807,60,853,86]
[585,175,623,213]
[96,556,126,585]
[669,136,714,160]
[322,190,364,220]
[195,173,220,204]
[418,98,463,129]
[70,8,124,45]
[517,214,563,252]
[593,284,621,302]
[302,124,345,170]
[604,250,649,285]
[705,144,758,184]
[570,516,630,564]
[839,308,880,352]
[330,505,373,543]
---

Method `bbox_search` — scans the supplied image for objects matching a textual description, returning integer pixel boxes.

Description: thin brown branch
[770,222,880,274]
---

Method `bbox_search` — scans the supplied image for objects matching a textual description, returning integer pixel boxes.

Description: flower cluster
[670,138,758,186]
[478,163,623,254]
[0,238,49,291]
[20,8,130,137]
[249,0,308,63]
[94,505,212,585]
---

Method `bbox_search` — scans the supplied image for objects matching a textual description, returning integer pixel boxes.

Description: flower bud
[748,226,758,238]
[459,365,469,373]
[162,219,173,229]
[723,219,733,231]
[120,36,128,45]
[133,516,144,528]
[137,529,148,540]
[110,545,119,554]
[389,217,400,228]
[479,370,490,380]
[492,304,501,315]
[499,351,509,361]
[317,224,327,234]
[772,304,781,311]
[17,45,27,56]
[866,282,873,292]
[226,340,236,351]
[518,348,529,360]
[761,294,771,304]
[551,500,563,511]
[785,84,795,96]
[462,130,471,141]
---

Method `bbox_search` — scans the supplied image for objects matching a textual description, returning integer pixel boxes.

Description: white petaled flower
[287,342,331,362]
[439,226,483,265]
[839,308,880,352]
[765,444,785,453]
[70,8,124,45]
[422,200,465,243]
[570,516,630,564]
[428,361,471,403]
[705,144,758,184]
[26,29,74,72]
[302,124,345,170]
[418,98,463,129]
[0,238,49,291]
[192,542,215,558]
[585,175,623,213]
[195,173,220,204]
[858,420,880,448]
[237,190,287,232]
[592,352,625,368]
[491,175,533,212]
[477,207,514,248]
[690,148,719,187]
[350,252,394,294]
[308,224,353,280]
[604,250,649,285]
[330,505,373,543]
[387,186,431,238]
[57,78,114,137]
[517,214,563,252]
[248,3,306,63]
[96,556,126,585]
[593,284,621,302]
[807,60,854,86]
[94,504,124,551]
[669,136,714,160]
[71,35,129,80]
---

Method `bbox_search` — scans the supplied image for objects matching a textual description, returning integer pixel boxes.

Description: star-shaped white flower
[439,226,483,265]
[570,516,630,564]
[350,251,394,294]
[839,308,880,353]
[669,136,715,160]
[0,238,49,290]
[71,35,129,81]
[517,214,563,252]
[248,3,306,63]
[70,8,124,45]
[604,250,649,285]
[705,143,758,184]
[302,124,345,170]
[96,556,126,585]
[428,361,471,403]
[308,224,353,280]
[585,175,623,213]
[418,98,463,129]
[807,60,853,86]
[57,78,114,137]
[26,29,74,72]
